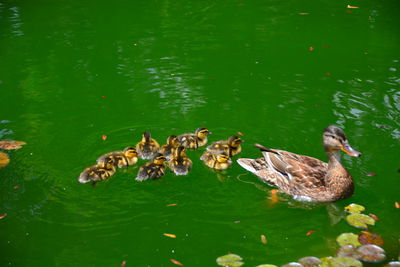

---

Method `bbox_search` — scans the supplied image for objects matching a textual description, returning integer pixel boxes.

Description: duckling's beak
[341,141,361,157]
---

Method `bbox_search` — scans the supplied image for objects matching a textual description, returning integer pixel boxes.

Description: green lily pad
[298,256,322,266]
[337,245,360,259]
[282,263,303,267]
[386,261,400,267]
[344,204,365,214]
[320,257,333,267]
[256,265,278,267]
[346,214,375,229]
[330,257,362,267]
[216,254,244,267]
[356,244,386,263]
[336,233,361,247]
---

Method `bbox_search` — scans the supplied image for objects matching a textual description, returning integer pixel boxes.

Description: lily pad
[0,152,10,168]
[344,204,365,214]
[256,265,277,267]
[356,244,386,263]
[0,140,26,150]
[216,254,244,267]
[298,256,322,266]
[386,261,400,267]
[337,233,361,247]
[346,213,375,229]
[330,257,362,267]
[337,245,360,259]
[358,231,384,246]
[282,262,303,267]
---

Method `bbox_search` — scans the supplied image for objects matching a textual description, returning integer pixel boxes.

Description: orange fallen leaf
[101,95,107,99]
[163,233,176,238]
[0,213,7,219]
[395,202,400,209]
[270,189,279,204]
[325,72,331,76]
[347,5,359,9]
[0,152,10,168]
[261,234,267,244]
[306,230,316,236]
[13,185,20,190]
[309,46,315,51]
[102,135,107,141]
[0,140,26,150]
[170,259,184,266]
[120,260,127,267]
[368,213,379,221]
[237,131,244,136]
[166,203,178,207]
[358,231,384,246]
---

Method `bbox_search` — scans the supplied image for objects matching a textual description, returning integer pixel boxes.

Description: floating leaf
[306,230,316,236]
[256,265,277,267]
[0,152,10,168]
[261,234,267,244]
[337,233,361,247]
[347,5,359,9]
[216,254,244,267]
[101,95,107,98]
[166,203,178,207]
[358,231,384,246]
[102,135,107,141]
[337,245,360,259]
[0,213,7,219]
[298,12,310,15]
[368,213,379,221]
[282,262,303,267]
[309,46,315,51]
[330,257,362,267]
[237,131,244,136]
[346,213,375,229]
[386,261,400,267]
[395,202,400,209]
[13,185,20,190]
[357,244,386,262]
[298,256,322,266]
[120,260,127,267]
[163,233,176,238]
[345,203,365,214]
[325,72,331,76]
[170,259,184,266]
[366,172,377,176]
[0,140,26,150]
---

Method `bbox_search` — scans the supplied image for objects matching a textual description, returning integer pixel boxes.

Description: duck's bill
[341,142,361,157]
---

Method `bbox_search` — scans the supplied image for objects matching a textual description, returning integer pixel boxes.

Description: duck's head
[323,126,361,157]
[166,135,179,145]
[228,136,244,147]
[153,153,166,163]
[216,153,230,163]
[195,127,212,138]
[123,146,138,158]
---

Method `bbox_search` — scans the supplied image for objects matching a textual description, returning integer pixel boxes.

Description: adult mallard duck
[135,153,167,181]
[135,132,160,160]
[78,157,116,184]
[207,135,244,157]
[97,147,138,168]
[169,146,192,175]
[177,127,212,149]
[201,151,232,170]
[159,135,180,159]
[237,126,361,202]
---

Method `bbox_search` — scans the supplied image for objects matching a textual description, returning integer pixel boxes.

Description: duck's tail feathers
[237,158,258,174]
[254,143,278,154]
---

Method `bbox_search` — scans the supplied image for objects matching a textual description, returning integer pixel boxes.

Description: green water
[1,0,400,265]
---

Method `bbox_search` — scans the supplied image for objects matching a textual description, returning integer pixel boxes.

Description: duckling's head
[166,135,179,145]
[323,126,361,157]
[195,127,212,138]
[124,146,138,158]
[142,132,151,141]
[216,153,230,163]
[228,136,244,147]
[153,153,166,163]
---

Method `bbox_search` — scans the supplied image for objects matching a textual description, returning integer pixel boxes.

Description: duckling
[78,157,116,184]
[177,127,212,149]
[135,153,167,181]
[135,132,160,159]
[159,135,180,159]
[169,146,193,175]
[97,147,139,168]
[207,135,244,157]
[200,151,232,170]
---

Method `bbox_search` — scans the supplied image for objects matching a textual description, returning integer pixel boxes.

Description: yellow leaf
[0,152,10,168]
[163,233,176,238]
[347,5,359,9]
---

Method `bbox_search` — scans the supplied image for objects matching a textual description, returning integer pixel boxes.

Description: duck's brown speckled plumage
[237,126,361,202]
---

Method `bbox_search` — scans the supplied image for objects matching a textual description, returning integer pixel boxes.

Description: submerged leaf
[337,233,361,247]
[216,254,244,267]
[120,260,127,267]
[357,244,386,263]
[346,214,375,229]
[298,256,322,266]
[344,203,365,214]
[358,231,384,246]
[0,152,10,168]
[0,213,7,219]
[261,234,267,244]
[0,140,26,150]
[330,257,362,266]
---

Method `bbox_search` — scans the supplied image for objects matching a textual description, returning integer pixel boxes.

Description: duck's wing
[236,157,279,186]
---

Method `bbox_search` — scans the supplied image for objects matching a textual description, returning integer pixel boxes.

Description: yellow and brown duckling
[135,132,160,160]
[135,153,167,181]
[207,135,244,157]
[159,135,180,159]
[78,157,116,184]
[237,125,361,202]
[200,151,232,170]
[177,127,212,149]
[97,146,138,168]
[169,146,193,176]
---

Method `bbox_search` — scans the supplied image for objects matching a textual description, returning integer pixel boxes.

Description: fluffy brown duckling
[135,153,167,181]
[159,135,180,159]
[135,132,160,159]
[177,127,212,149]
[200,151,232,170]
[78,157,116,184]
[169,146,193,175]
[97,147,138,168]
[207,135,244,157]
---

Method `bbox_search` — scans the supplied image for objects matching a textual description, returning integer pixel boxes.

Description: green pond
[1,0,399,266]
